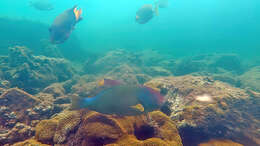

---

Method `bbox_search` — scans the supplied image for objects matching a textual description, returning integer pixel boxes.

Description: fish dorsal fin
[130,104,144,112]
[98,79,123,86]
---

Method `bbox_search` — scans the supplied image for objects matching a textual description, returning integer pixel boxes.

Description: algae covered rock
[0,88,62,145]
[13,139,51,146]
[172,53,244,76]
[2,46,75,94]
[240,66,260,92]
[35,110,82,144]
[35,110,182,146]
[198,139,243,146]
[84,49,142,74]
[145,75,260,146]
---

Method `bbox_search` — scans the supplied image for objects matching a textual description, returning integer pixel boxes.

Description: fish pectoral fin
[130,104,144,112]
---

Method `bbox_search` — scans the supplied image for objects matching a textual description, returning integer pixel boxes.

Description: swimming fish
[71,80,165,116]
[49,5,82,44]
[29,0,54,11]
[136,4,155,24]
[158,0,169,8]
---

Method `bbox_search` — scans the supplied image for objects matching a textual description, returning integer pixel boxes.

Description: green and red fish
[72,79,165,116]
[49,5,82,44]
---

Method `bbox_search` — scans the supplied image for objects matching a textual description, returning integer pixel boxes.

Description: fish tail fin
[153,0,159,16]
[73,5,83,22]
[71,95,84,110]
[155,4,159,16]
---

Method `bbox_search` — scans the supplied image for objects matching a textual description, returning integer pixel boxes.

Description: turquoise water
[0,0,259,58]
[0,1,260,146]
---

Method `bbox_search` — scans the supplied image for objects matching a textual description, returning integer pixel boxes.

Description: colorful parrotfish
[71,79,165,116]
[49,5,82,44]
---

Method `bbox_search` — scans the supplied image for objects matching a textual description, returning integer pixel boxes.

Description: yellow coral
[53,110,82,144]
[35,119,58,142]
[35,110,82,144]
[12,139,51,146]
[35,110,182,146]
[199,139,243,146]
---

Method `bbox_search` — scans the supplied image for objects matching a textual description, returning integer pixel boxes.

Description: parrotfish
[49,5,82,44]
[136,4,158,24]
[29,0,54,11]
[72,79,165,116]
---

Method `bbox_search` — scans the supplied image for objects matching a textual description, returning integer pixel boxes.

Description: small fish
[158,0,169,8]
[136,4,157,24]
[49,5,82,44]
[29,0,54,11]
[72,80,165,116]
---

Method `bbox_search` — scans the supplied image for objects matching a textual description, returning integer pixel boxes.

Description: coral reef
[0,46,75,94]
[83,49,142,74]
[12,139,51,146]
[0,122,34,145]
[34,110,182,146]
[173,54,244,76]
[83,49,171,79]
[198,139,243,146]
[239,66,260,92]
[144,66,172,77]
[35,110,82,144]
[145,75,260,146]
[0,88,62,145]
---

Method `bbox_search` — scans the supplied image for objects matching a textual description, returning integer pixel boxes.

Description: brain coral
[35,110,183,146]
[35,110,82,144]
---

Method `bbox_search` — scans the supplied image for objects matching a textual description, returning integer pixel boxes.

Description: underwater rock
[0,80,10,89]
[35,110,182,146]
[144,75,260,146]
[173,58,206,76]
[210,54,244,74]
[83,49,142,74]
[13,139,51,146]
[145,66,172,77]
[104,64,143,85]
[198,139,243,146]
[35,110,82,144]
[2,46,75,94]
[172,54,244,76]
[0,88,40,124]
[42,83,65,98]
[71,76,101,98]
[0,88,62,145]
[0,122,34,145]
[210,71,241,87]
[239,66,260,92]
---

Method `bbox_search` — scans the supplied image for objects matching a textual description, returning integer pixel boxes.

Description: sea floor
[0,46,259,146]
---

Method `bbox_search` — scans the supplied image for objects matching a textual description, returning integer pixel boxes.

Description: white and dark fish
[49,5,82,44]
[29,0,54,11]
